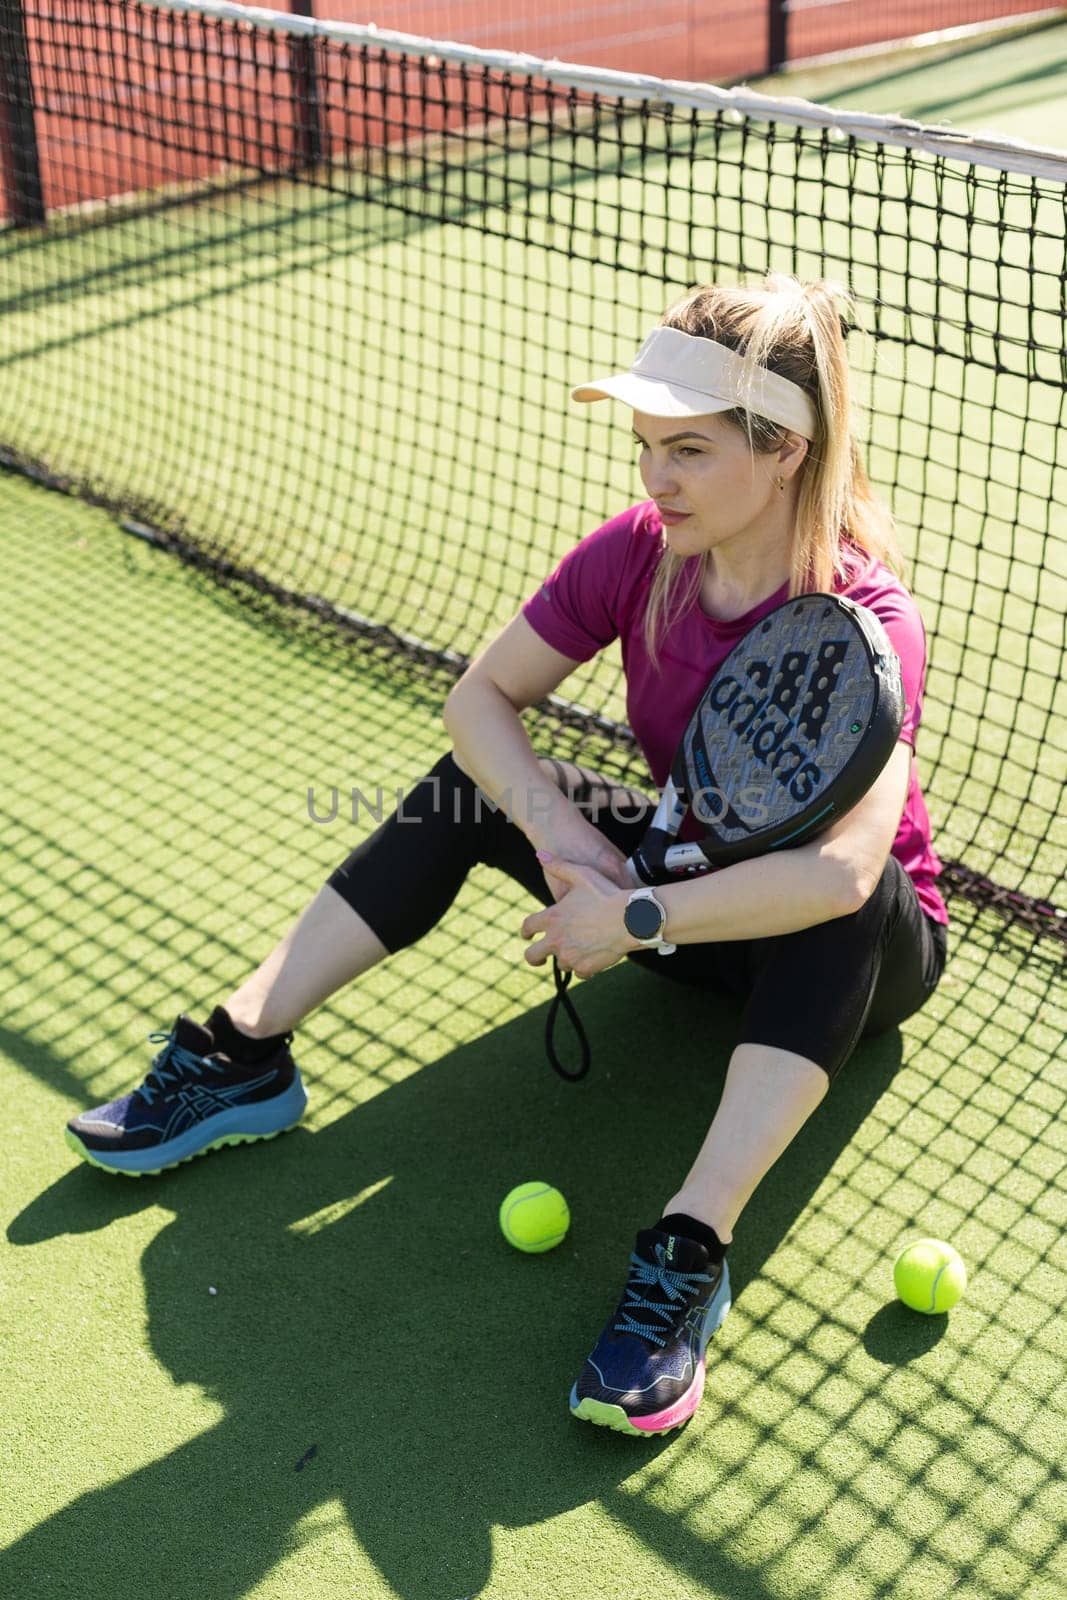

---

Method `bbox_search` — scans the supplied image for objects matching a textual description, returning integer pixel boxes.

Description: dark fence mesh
[1,0,1064,944]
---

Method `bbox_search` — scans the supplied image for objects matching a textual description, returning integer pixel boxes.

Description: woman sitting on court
[66,273,948,1438]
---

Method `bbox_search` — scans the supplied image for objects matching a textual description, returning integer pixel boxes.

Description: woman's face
[632,409,792,562]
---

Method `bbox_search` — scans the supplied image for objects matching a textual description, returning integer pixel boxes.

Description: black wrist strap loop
[545,957,591,1081]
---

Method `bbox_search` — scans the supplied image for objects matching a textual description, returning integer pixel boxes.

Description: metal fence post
[767,0,789,72]
[288,0,325,170]
[0,0,45,224]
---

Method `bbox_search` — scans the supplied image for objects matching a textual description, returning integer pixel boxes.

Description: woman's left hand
[521,853,632,979]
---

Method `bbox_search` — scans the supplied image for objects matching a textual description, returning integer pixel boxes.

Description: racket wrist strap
[545,958,591,1082]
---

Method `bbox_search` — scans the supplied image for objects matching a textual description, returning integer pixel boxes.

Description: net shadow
[1,471,1063,1599]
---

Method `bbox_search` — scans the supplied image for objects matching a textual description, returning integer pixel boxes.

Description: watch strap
[625,888,676,956]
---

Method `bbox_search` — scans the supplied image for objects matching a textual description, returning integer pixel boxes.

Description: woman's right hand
[530,815,633,899]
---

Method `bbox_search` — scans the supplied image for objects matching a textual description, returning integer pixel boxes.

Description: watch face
[625,896,663,940]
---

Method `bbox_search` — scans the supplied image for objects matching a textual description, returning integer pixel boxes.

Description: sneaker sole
[569,1260,731,1436]
[64,1121,303,1177]
[64,1074,308,1176]
[568,1387,699,1437]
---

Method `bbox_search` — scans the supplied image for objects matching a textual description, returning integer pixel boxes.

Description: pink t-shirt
[522,501,948,925]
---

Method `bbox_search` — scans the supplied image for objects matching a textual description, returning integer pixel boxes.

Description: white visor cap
[572,326,818,440]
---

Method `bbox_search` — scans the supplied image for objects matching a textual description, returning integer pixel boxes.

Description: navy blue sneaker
[569,1227,731,1436]
[64,1013,307,1176]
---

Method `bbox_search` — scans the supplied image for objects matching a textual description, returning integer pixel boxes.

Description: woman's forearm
[444,683,863,940]
[653,845,861,945]
[525,838,864,978]
[442,681,573,845]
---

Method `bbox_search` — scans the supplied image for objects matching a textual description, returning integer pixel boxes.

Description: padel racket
[626,594,904,936]
[545,593,903,1078]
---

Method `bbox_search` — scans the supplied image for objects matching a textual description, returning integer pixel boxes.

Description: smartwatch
[623,888,676,956]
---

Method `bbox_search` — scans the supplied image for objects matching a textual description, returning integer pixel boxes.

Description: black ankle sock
[204,1005,291,1064]
[656,1211,728,1265]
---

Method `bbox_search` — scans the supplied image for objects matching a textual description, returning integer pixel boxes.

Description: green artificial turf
[763,14,1067,150]
[2,19,1066,1597]
[1,468,1065,1600]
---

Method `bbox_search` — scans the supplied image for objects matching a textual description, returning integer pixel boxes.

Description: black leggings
[326,752,948,1081]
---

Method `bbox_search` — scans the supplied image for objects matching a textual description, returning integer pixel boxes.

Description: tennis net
[1,0,1064,943]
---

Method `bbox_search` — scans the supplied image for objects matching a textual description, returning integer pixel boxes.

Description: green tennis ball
[894,1238,967,1314]
[499,1182,570,1254]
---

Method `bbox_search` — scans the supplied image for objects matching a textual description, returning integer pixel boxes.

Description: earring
[775,474,785,493]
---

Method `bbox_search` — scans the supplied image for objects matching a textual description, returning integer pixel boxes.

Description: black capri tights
[326,752,947,1082]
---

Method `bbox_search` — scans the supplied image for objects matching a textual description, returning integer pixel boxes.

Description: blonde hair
[643,274,903,667]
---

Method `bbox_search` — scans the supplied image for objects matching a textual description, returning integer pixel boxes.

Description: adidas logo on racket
[630,593,904,887]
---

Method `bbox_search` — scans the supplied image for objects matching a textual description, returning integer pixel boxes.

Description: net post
[288,0,325,171]
[0,0,45,225]
[767,0,790,72]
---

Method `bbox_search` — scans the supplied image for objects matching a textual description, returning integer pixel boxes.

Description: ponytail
[643,274,902,668]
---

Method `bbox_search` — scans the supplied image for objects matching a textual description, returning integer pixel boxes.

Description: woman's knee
[325,749,513,938]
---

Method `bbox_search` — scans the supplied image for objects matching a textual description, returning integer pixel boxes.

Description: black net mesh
[1,0,1064,944]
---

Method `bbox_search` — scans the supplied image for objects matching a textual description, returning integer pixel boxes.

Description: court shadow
[3,962,902,1600]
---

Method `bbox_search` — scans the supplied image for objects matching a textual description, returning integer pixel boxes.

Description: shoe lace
[613,1249,712,1348]
[136,1028,223,1105]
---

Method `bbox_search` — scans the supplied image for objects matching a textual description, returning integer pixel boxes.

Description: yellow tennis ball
[499,1182,570,1254]
[894,1238,967,1314]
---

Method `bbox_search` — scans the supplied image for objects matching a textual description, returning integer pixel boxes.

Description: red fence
[312,0,1051,78]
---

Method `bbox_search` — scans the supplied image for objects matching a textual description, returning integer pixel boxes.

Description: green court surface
[2,17,1066,1600]
[2,462,1065,1600]
[764,14,1067,148]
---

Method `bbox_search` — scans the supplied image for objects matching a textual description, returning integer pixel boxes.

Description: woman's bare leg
[661,1042,830,1243]
[223,885,389,1039]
